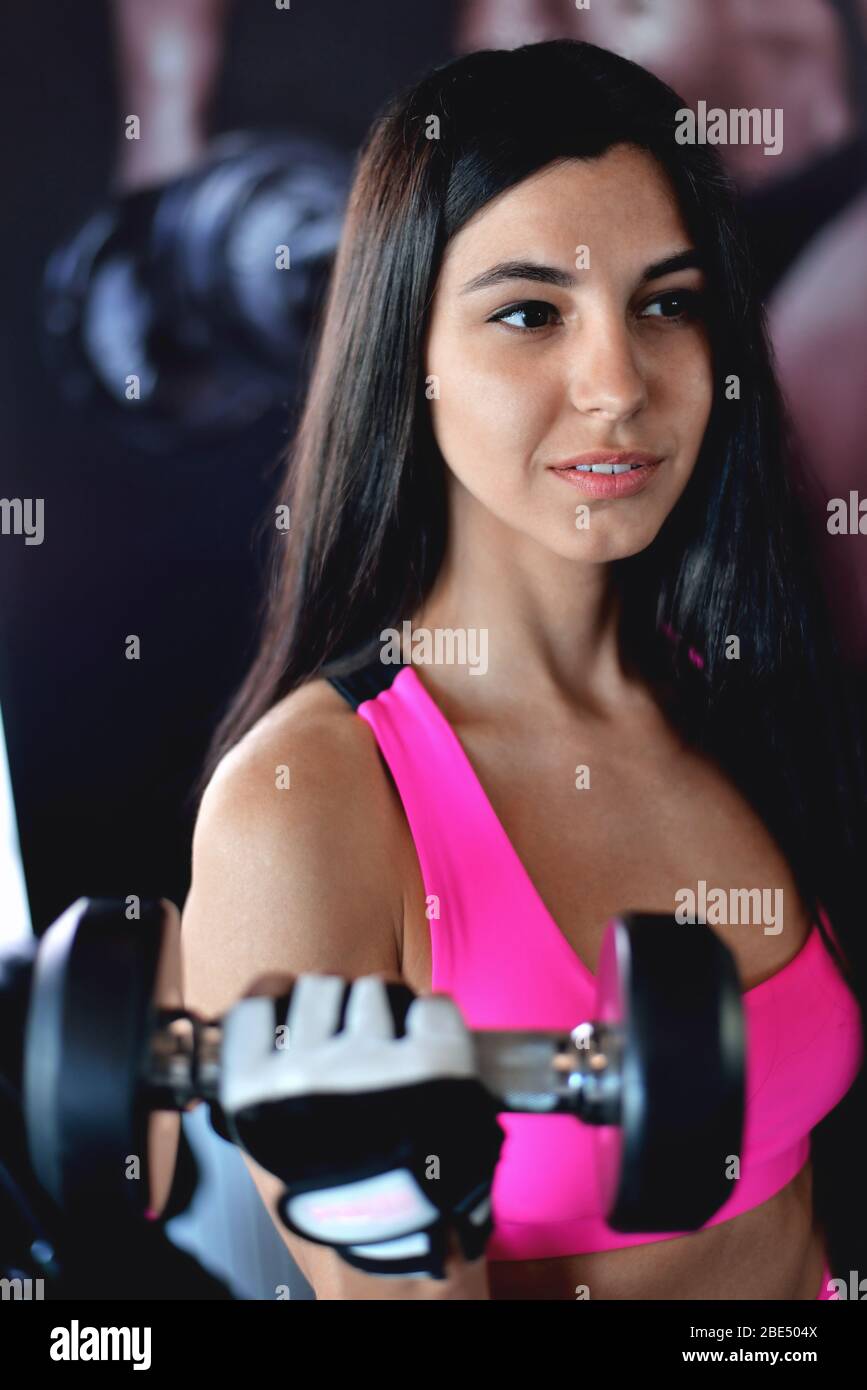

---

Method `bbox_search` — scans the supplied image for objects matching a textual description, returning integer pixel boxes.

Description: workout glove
[219,976,506,1280]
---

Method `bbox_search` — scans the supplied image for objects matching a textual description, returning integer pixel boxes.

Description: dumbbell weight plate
[23,897,182,1220]
[594,914,745,1232]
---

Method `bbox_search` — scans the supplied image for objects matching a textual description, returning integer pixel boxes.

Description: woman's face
[423,144,714,563]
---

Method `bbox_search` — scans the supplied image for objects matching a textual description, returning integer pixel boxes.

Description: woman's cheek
[431,355,549,468]
[431,391,518,482]
[665,341,714,444]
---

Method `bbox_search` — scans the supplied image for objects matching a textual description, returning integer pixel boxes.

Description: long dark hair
[197,39,866,1263]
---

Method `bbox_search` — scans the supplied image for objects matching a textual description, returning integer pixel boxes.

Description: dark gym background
[0,0,454,933]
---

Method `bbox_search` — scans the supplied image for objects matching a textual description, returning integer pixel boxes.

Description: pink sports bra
[333,662,864,1262]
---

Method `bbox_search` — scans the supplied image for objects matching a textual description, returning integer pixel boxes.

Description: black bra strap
[325,657,400,711]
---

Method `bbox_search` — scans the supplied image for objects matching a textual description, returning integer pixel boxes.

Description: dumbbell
[23,898,744,1235]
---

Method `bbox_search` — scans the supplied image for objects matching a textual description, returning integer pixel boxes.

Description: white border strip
[0,699,32,945]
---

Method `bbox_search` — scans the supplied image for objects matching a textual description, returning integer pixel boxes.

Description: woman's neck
[410,505,638,718]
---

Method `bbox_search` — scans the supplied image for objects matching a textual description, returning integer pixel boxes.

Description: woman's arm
[180,681,490,1300]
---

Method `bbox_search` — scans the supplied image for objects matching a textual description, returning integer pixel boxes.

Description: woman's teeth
[574,462,643,473]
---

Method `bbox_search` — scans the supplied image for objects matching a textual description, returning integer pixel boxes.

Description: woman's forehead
[438,149,690,282]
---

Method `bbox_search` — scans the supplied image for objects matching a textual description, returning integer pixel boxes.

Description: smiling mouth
[548,456,664,498]
[571,462,645,473]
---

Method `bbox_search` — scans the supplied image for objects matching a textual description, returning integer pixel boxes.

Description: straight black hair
[195,40,867,1269]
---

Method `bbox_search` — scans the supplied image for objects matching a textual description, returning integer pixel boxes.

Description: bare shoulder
[181,678,407,1017]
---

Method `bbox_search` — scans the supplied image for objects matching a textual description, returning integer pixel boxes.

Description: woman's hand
[218,973,506,1281]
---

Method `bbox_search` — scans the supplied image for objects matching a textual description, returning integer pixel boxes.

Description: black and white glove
[218,975,506,1280]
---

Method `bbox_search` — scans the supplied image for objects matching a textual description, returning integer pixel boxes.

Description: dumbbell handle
[145,1009,624,1123]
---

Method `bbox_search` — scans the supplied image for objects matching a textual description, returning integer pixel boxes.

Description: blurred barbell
[41,131,350,450]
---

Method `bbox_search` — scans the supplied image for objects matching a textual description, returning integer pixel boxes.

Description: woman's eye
[489,300,560,332]
[640,289,705,323]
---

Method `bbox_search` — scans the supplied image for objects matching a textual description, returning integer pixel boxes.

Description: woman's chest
[398,722,813,995]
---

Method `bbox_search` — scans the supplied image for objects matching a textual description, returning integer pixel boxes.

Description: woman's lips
[548,457,663,498]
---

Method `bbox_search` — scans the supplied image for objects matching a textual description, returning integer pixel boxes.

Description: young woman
[181,40,867,1300]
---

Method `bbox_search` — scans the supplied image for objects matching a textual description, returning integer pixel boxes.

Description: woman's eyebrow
[638,250,704,284]
[459,249,703,295]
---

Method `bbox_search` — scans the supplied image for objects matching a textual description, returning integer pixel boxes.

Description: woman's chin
[539,524,666,565]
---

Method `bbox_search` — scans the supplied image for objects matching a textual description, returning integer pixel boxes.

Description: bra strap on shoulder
[325,657,400,711]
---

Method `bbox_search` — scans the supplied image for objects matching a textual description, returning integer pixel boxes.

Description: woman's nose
[568,318,648,423]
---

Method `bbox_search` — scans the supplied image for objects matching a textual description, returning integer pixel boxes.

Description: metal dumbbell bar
[146,1006,624,1120]
[24,898,745,1236]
